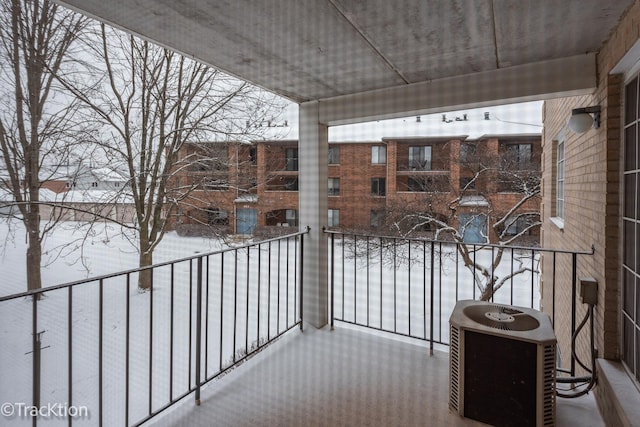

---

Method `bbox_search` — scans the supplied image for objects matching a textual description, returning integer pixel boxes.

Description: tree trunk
[26,237,42,293]
[479,283,495,301]
[138,250,153,290]
[25,211,42,293]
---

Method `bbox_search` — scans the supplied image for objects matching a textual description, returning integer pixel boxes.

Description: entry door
[459,214,487,243]
[236,208,257,234]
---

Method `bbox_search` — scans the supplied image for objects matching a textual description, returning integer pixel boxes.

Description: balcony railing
[326,229,594,375]
[0,229,308,426]
[0,227,595,426]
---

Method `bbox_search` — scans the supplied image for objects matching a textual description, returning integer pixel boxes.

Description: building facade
[171,134,541,244]
[540,2,640,424]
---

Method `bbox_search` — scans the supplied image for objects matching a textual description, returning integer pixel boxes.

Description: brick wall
[172,136,541,238]
[540,2,639,364]
[539,3,640,424]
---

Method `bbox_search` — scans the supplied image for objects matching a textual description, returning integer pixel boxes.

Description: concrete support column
[299,101,329,328]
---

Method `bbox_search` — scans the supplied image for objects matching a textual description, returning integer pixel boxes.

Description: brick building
[539,1,640,423]
[171,133,541,243]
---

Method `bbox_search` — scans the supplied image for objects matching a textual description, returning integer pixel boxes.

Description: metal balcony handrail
[325,229,594,377]
[324,228,594,256]
[0,227,309,426]
[0,227,310,302]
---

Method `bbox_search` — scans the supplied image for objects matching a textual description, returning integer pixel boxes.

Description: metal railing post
[195,256,203,405]
[430,241,435,356]
[299,231,305,331]
[330,232,335,330]
[570,252,577,377]
[31,295,38,427]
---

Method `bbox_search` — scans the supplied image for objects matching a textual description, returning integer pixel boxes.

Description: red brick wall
[171,136,540,238]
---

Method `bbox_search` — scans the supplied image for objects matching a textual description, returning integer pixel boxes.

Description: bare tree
[0,0,88,292]
[64,24,285,289]
[170,138,298,240]
[376,140,541,300]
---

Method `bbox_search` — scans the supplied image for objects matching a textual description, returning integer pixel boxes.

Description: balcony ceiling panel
[57,0,633,114]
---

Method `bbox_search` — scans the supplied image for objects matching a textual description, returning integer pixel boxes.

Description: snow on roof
[50,189,134,204]
[88,167,129,181]
[0,188,133,204]
[266,101,543,142]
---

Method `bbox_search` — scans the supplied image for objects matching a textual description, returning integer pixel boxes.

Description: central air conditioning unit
[449,300,556,427]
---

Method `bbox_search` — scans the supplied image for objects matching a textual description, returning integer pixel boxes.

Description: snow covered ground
[330,237,540,345]
[0,221,301,426]
[0,222,540,426]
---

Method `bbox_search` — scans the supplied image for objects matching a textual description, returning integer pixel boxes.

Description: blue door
[459,214,487,243]
[236,208,257,234]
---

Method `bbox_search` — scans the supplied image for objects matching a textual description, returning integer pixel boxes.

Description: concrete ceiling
[56,0,633,125]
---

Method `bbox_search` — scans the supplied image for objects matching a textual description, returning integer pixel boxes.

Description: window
[405,176,448,192]
[409,146,432,170]
[505,143,533,167]
[623,74,640,383]
[328,178,340,196]
[460,176,476,191]
[286,148,298,171]
[556,139,565,219]
[328,146,340,164]
[371,146,386,164]
[91,182,98,188]
[207,208,228,225]
[504,217,531,236]
[328,209,340,227]
[191,151,229,172]
[371,178,386,196]
[460,143,476,163]
[284,177,298,191]
[285,209,298,226]
[249,147,257,164]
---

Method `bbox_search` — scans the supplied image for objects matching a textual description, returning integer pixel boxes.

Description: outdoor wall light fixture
[568,106,601,133]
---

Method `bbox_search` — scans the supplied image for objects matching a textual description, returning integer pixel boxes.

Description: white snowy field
[0,221,302,426]
[329,236,541,345]
[0,222,541,426]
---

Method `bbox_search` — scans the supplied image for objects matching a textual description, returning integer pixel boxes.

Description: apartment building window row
[328,178,340,196]
[371,145,386,164]
[286,148,298,171]
[285,209,298,227]
[206,207,228,225]
[371,178,386,196]
[328,146,340,165]
[285,177,298,191]
[460,143,477,163]
[505,143,533,167]
[408,146,432,170]
[460,176,476,191]
[328,209,340,227]
[405,176,448,193]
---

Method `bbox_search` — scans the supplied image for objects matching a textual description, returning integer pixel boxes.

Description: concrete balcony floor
[151,326,604,427]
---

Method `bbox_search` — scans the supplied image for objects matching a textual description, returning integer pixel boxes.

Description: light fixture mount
[568,106,601,133]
